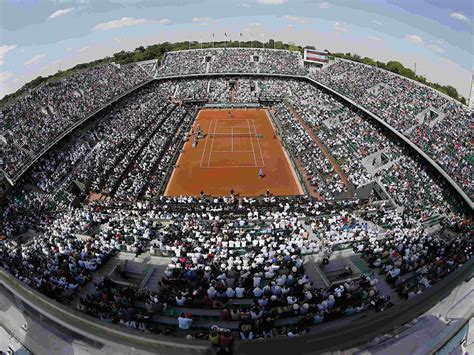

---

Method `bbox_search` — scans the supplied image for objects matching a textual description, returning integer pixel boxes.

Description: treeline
[110,40,304,64]
[0,40,465,107]
[0,40,302,107]
[330,52,466,104]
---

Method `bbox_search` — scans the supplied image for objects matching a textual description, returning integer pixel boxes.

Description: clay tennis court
[164,108,303,197]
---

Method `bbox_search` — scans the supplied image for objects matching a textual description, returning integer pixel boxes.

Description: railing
[6,79,155,184]
[0,267,213,355]
[1,256,471,354]
[156,108,197,196]
[234,257,473,353]
[304,75,474,210]
[3,72,472,210]
[203,102,261,109]
[154,72,472,209]
[334,58,467,107]
[266,107,308,196]
[1,65,471,353]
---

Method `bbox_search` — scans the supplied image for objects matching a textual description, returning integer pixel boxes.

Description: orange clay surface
[164,109,303,197]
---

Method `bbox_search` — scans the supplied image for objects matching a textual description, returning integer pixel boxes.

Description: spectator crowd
[311,59,472,199]
[0,49,471,352]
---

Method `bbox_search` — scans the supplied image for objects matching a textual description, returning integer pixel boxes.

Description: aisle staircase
[284,100,355,198]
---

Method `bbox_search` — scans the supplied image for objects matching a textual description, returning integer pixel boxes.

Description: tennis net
[207,133,257,138]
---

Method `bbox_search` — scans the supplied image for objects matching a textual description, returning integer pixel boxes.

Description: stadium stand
[0,48,472,353]
[311,59,472,200]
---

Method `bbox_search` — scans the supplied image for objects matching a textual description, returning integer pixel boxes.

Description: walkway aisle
[71,251,173,307]
[71,257,122,308]
[372,268,403,305]
[285,101,355,198]
[303,254,326,287]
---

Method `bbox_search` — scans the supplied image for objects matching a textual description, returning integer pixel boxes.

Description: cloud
[0,71,13,84]
[25,53,46,66]
[405,34,423,44]
[450,12,469,23]
[158,18,171,25]
[192,17,211,26]
[427,43,444,53]
[372,20,382,25]
[283,15,308,24]
[405,35,442,53]
[0,44,17,65]
[368,35,382,41]
[319,2,330,9]
[256,0,287,5]
[334,22,347,32]
[93,17,150,31]
[78,46,90,52]
[192,17,210,22]
[48,7,74,19]
[241,3,251,7]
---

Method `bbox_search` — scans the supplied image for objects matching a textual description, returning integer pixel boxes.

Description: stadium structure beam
[5,65,472,210]
[150,71,473,210]
[1,255,471,355]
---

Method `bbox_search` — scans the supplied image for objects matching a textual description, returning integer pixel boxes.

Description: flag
[225,32,227,37]
[212,33,215,37]
[240,33,242,36]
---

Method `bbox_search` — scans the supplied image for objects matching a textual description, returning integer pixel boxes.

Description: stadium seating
[0,49,471,351]
[311,59,472,199]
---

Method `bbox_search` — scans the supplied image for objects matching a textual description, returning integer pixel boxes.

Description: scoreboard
[304,49,329,63]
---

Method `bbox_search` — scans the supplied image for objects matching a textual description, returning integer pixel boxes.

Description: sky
[0,0,472,99]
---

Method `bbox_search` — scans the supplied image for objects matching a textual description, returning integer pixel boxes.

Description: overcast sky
[0,0,472,98]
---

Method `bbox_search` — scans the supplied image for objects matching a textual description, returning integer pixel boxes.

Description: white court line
[201,165,264,169]
[199,120,213,168]
[213,119,249,125]
[252,119,265,168]
[213,125,252,128]
[207,120,218,167]
[209,133,254,137]
[210,150,254,153]
[247,119,258,167]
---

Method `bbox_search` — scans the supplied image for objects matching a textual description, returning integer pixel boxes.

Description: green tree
[1,40,466,107]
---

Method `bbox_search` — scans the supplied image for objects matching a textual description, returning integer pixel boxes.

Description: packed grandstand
[0,47,472,354]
